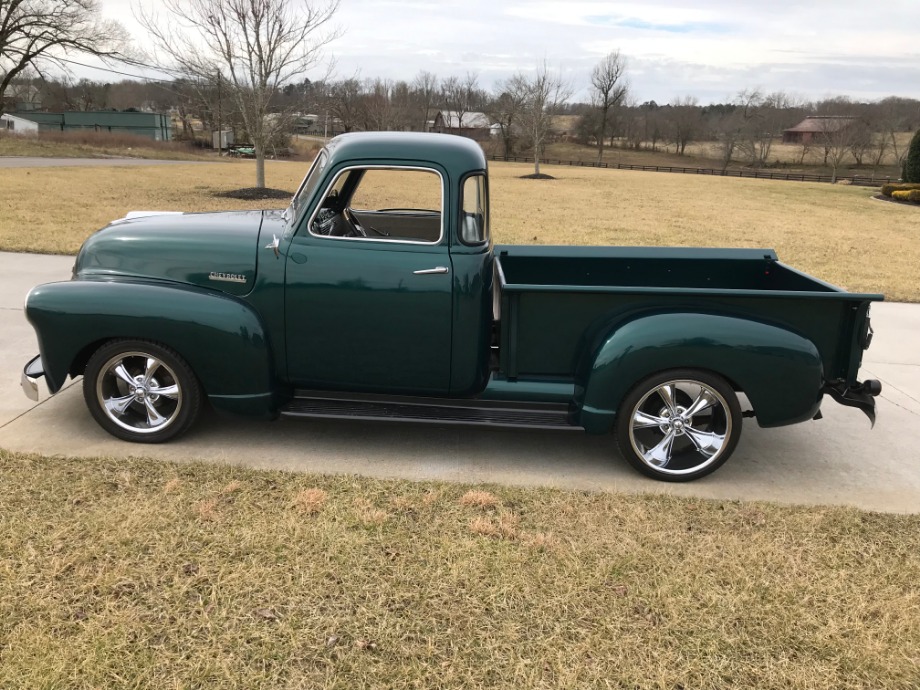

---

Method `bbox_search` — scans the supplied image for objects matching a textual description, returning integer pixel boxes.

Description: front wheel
[82,339,202,443]
[614,369,742,482]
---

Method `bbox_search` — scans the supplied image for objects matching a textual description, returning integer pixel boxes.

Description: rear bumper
[822,379,882,426]
[21,355,49,402]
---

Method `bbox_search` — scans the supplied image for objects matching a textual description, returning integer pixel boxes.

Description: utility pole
[216,71,222,157]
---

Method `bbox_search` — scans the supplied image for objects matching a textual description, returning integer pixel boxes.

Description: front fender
[577,311,824,433]
[25,279,277,418]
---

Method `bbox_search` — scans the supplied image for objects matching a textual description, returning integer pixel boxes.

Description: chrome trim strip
[413,266,449,275]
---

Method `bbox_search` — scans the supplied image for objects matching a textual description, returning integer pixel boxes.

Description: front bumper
[21,355,49,402]
[823,379,882,426]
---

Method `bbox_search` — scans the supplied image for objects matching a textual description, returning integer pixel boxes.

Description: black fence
[487,155,890,187]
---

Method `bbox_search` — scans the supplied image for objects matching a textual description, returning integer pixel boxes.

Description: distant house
[782,116,856,144]
[432,110,493,140]
[4,83,42,112]
[1,113,39,135]
[12,111,172,141]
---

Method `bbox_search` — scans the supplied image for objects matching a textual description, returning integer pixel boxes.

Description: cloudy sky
[92,0,920,104]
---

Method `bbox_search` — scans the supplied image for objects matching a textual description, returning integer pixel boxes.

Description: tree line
[3,1,919,185]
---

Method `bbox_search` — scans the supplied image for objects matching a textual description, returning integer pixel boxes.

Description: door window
[309,167,443,244]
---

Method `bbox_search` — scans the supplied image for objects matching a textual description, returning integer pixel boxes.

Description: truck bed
[495,245,882,384]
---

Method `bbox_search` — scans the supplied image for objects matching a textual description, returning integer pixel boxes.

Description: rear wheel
[82,339,201,443]
[614,369,742,482]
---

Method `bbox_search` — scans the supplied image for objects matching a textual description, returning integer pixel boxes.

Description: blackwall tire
[82,339,202,443]
[614,369,742,482]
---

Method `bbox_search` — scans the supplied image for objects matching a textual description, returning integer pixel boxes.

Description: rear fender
[577,311,824,433]
[25,279,277,418]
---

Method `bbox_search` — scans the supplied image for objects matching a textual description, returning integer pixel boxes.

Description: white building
[1,113,39,135]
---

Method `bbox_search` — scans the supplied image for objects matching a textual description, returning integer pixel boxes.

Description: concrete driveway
[2,251,918,513]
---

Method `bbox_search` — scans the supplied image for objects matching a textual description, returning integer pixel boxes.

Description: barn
[782,116,856,144]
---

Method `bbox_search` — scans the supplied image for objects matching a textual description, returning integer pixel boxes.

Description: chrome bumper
[21,355,49,402]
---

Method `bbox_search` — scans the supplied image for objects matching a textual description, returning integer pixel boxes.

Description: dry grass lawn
[1,159,916,299]
[1,451,918,689]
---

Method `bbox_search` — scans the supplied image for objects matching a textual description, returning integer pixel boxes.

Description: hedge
[890,189,920,203]
[880,182,920,197]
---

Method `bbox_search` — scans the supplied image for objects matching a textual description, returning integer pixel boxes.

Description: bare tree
[713,109,743,171]
[411,70,438,131]
[439,72,481,128]
[667,96,701,156]
[488,77,528,156]
[326,77,364,133]
[817,116,857,183]
[730,89,800,167]
[138,0,339,188]
[590,50,628,163]
[515,63,572,176]
[0,0,127,116]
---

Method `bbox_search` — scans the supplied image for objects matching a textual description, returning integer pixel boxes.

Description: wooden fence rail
[487,155,889,187]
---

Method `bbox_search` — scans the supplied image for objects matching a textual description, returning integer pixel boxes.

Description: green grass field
[2,451,918,689]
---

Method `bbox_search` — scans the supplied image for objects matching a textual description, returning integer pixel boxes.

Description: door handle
[413,266,449,275]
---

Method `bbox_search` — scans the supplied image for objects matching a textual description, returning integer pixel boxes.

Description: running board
[281,393,579,430]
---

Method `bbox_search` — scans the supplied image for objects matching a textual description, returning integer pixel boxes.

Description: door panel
[285,237,453,394]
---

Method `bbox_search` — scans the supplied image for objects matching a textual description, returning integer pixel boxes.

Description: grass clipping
[1,451,918,689]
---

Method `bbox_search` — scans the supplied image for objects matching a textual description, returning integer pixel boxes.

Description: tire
[82,339,202,443]
[614,369,742,482]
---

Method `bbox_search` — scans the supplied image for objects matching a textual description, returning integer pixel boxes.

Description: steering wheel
[341,207,366,237]
[312,208,338,235]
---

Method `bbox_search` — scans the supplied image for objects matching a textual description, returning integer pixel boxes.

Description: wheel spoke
[142,357,162,386]
[144,398,168,427]
[633,410,667,429]
[643,430,676,467]
[657,384,679,415]
[684,427,725,458]
[112,362,136,387]
[104,393,135,417]
[149,384,179,399]
[684,388,720,418]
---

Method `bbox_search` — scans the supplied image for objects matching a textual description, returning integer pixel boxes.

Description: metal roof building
[782,116,856,144]
[12,111,172,141]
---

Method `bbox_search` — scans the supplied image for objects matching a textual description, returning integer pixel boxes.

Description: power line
[4,46,193,83]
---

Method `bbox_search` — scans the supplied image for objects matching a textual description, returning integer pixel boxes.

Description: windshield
[287,149,329,221]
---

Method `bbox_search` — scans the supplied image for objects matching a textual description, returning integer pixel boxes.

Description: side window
[310,167,443,243]
[460,175,489,245]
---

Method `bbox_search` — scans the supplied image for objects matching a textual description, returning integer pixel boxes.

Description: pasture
[1,159,917,300]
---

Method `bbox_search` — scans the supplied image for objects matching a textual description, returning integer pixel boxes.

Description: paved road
[0,157,209,168]
[2,252,918,513]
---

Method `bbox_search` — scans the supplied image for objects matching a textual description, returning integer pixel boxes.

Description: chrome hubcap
[96,352,182,434]
[629,380,732,476]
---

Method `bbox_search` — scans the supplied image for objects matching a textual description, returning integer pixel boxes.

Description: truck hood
[73,210,280,296]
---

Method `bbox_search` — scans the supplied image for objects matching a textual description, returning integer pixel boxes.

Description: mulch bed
[215,187,293,200]
[518,173,556,180]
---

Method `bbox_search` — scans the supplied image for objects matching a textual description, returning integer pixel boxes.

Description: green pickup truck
[22,132,883,481]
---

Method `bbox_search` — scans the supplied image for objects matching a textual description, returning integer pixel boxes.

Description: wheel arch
[25,279,278,418]
[576,310,824,434]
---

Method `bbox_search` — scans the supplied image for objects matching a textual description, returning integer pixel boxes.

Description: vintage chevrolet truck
[22,132,883,481]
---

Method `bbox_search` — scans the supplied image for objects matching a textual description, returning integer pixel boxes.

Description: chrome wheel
[96,351,182,433]
[83,340,201,443]
[615,370,742,481]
